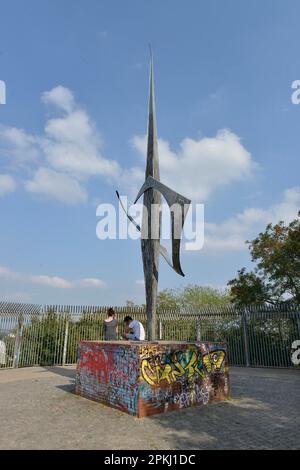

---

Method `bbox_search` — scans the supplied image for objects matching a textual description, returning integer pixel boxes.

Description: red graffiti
[80,345,112,384]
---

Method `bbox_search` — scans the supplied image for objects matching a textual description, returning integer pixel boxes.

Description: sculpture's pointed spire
[146,46,160,180]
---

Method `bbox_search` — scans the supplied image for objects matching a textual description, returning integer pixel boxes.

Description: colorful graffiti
[76,341,140,415]
[202,349,226,373]
[75,340,229,417]
[137,343,228,416]
[79,347,112,384]
[141,349,202,385]
[140,346,225,386]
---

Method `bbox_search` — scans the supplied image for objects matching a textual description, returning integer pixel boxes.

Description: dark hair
[124,315,133,323]
[107,308,115,318]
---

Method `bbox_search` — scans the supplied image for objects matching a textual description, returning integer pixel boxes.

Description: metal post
[242,310,250,367]
[296,312,300,340]
[158,320,163,340]
[13,316,23,368]
[196,319,201,342]
[62,320,69,366]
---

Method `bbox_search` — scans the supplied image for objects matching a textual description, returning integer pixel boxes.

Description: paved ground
[0,366,299,450]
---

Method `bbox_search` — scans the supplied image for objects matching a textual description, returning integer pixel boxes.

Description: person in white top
[122,316,146,341]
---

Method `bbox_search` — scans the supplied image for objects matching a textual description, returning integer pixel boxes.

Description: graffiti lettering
[80,348,112,383]
[141,348,225,385]
[141,349,204,385]
[174,385,209,408]
[140,383,176,407]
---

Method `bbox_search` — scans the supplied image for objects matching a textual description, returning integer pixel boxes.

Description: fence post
[242,310,250,367]
[296,312,300,339]
[13,315,23,368]
[62,320,69,366]
[158,320,163,340]
[196,319,201,342]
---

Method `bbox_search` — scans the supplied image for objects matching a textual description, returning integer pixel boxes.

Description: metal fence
[0,302,299,369]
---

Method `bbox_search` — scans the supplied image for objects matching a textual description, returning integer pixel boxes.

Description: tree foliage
[157,284,231,311]
[228,212,300,306]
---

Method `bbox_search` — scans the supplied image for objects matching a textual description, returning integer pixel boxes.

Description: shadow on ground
[56,366,300,450]
[1,365,298,449]
[42,366,76,379]
[144,368,300,449]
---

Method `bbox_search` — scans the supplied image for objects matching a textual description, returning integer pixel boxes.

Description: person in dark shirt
[103,308,118,340]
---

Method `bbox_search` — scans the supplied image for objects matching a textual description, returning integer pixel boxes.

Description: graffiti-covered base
[75,341,230,417]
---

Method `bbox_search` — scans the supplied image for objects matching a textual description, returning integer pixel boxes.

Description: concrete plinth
[75,340,230,417]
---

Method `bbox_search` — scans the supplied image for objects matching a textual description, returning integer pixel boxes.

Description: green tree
[125,300,142,308]
[180,284,231,310]
[157,285,230,311]
[157,289,181,311]
[228,212,300,306]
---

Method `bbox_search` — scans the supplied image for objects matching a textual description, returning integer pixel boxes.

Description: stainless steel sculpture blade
[115,49,191,340]
[141,50,161,340]
[134,176,191,276]
[116,190,174,271]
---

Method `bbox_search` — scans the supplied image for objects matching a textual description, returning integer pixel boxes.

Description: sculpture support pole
[142,234,160,341]
[142,53,161,341]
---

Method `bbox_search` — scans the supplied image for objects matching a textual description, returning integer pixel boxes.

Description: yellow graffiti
[203,350,225,373]
[141,350,205,386]
[210,350,225,371]
[141,348,226,385]
[203,353,212,373]
[140,345,158,359]
[141,358,173,386]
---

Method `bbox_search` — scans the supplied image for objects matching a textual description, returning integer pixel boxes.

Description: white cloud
[132,129,257,200]
[24,167,88,205]
[0,126,39,162]
[0,86,256,205]
[40,86,121,181]
[42,108,120,180]
[31,275,73,289]
[0,265,107,289]
[0,174,16,196]
[203,187,300,252]
[0,85,123,204]
[0,266,19,280]
[41,85,75,113]
[77,278,107,288]
[136,279,144,286]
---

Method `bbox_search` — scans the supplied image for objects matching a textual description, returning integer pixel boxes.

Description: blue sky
[0,0,300,305]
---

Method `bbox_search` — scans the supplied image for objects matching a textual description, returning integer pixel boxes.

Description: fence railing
[0,302,299,369]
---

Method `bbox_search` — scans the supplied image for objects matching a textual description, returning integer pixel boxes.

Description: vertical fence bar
[296,312,300,339]
[196,319,201,342]
[158,320,163,340]
[62,320,69,366]
[12,316,23,368]
[242,310,250,367]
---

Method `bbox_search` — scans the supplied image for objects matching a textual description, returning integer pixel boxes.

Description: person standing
[103,308,118,341]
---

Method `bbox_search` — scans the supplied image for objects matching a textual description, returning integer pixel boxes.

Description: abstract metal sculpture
[116,50,191,340]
